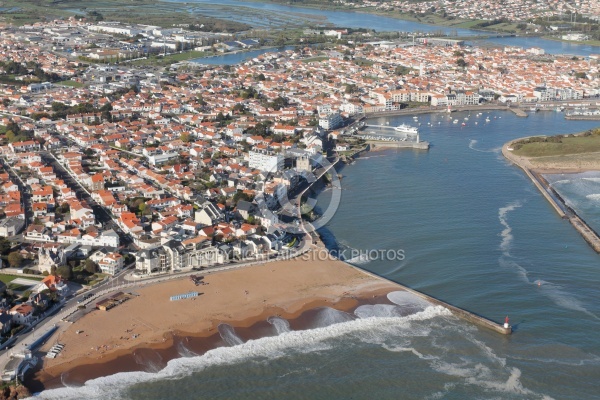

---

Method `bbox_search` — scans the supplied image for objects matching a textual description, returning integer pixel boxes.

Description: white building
[248,151,284,172]
[318,111,343,130]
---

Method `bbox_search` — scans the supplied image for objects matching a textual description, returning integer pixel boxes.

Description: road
[0,237,312,376]
[39,151,132,246]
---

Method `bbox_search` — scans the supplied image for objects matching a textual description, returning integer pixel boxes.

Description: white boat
[394,123,419,134]
[485,117,490,122]
[453,119,459,124]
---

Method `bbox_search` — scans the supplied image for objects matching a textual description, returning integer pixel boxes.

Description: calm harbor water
[36,112,600,399]
[192,46,295,65]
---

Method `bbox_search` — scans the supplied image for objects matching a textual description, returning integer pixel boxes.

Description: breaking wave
[217,324,244,346]
[33,306,451,400]
[267,316,291,335]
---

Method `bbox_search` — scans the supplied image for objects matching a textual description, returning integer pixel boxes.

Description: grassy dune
[512,133,600,157]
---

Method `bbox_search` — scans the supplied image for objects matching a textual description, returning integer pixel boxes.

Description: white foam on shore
[267,316,291,335]
[344,253,371,265]
[387,290,431,309]
[32,306,451,400]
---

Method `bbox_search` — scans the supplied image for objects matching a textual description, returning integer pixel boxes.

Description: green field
[301,56,329,63]
[56,80,84,88]
[0,274,43,284]
[512,133,600,157]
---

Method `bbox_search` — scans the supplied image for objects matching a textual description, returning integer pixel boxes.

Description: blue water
[192,45,295,65]
[162,0,600,55]
[546,171,600,234]
[36,112,600,400]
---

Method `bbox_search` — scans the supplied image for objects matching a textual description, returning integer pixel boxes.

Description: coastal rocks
[0,384,31,400]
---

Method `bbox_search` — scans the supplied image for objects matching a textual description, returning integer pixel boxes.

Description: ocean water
[34,112,600,399]
[545,171,600,234]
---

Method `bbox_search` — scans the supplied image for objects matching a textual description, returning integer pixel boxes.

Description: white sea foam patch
[387,290,432,309]
[582,177,600,183]
[344,253,371,265]
[498,200,523,255]
[381,344,430,359]
[430,344,554,399]
[550,179,571,185]
[33,306,451,400]
[500,257,600,320]
[585,193,600,201]
[468,139,501,153]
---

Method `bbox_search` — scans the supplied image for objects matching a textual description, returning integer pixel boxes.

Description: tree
[456,58,468,69]
[0,237,12,256]
[138,202,148,215]
[57,265,72,280]
[395,65,412,76]
[84,259,98,274]
[7,252,23,268]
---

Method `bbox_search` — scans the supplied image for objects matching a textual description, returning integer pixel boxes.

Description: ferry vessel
[394,124,419,134]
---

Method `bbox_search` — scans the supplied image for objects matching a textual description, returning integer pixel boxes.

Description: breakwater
[314,237,512,335]
[502,141,600,253]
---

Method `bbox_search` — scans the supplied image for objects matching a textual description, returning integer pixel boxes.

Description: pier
[352,264,512,335]
[503,141,600,254]
[313,237,512,335]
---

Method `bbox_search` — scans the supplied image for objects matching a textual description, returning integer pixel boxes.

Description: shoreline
[31,284,394,392]
[29,252,402,391]
[502,140,600,253]
[28,238,512,393]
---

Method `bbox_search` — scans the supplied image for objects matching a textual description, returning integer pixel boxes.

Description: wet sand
[30,251,400,391]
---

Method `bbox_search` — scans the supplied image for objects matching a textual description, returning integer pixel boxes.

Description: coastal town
[342,0,600,22]
[0,4,598,397]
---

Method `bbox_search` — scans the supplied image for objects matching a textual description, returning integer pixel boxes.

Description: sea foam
[33,306,451,400]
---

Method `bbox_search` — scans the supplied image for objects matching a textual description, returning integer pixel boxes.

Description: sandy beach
[31,250,400,389]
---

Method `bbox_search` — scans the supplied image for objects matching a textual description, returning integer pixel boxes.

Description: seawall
[502,140,600,254]
[502,143,566,218]
[313,238,512,335]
